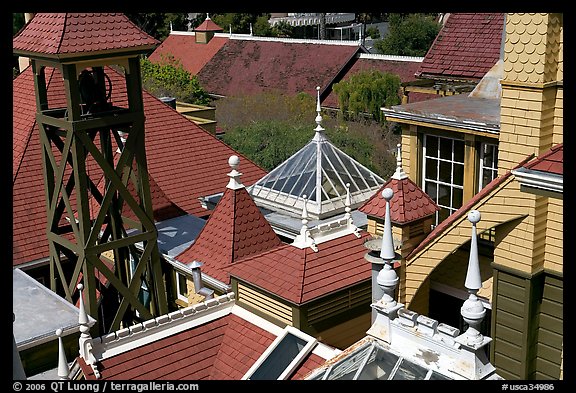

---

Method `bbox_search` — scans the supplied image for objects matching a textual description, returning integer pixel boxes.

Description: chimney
[188,261,214,301]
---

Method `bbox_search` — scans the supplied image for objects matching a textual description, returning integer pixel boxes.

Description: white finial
[379,188,395,261]
[229,24,232,36]
[314,86,324,133]
[391,143,408,180]
[56,328,70,380]
[206,13,211,20]
[344,183,351,220]
[227,155,244,190]
[460,210,486,346]
[250,23,253,35]
[170,21,173,32]
[77,283,89,328]
[293,194,318,251]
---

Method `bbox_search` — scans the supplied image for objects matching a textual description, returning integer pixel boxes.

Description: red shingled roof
[323,56,436,109]
[13,65,266,267]
[195,17,224,32]
[13,13,159,57]
[195,39,362,99]
[149,34,228,75]
[79,312,325,380]
[524,143,563,175]
[416,13,504,82]
[359,177,440,224]
[229,231,372,304]
[176,185,283,285]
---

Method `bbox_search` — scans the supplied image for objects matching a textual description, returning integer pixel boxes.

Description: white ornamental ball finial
[382,187,394,201]
[229,155,240,170]
[468,210,481,224]
[77,283,83,291]
[56,328,63,337]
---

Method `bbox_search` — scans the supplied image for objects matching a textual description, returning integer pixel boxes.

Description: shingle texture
[12,65,266,266]
[176,186,283,284]
[359,178,440,224]
[196,39,361,98]
[524,143,563,175]
[229,231,372,304]
[79,313,324,380]
[416,13,504,82]
[13,13,159,56]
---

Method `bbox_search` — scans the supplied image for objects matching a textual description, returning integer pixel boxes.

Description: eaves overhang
[381,107,500,136]
[511,167,563,193]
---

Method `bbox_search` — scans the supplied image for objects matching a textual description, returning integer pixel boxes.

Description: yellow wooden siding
[544,198,563,274]
[237,283,293,326]
[534,276,563,379]
[316,312,371,350]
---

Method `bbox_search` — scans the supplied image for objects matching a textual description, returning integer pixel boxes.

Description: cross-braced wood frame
[32,58,168,334]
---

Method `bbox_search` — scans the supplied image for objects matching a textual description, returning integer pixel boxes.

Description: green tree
[332,69,401,123]
[140,55,211,105]
[271,20,295,38]
[126,13,189,41]
[373,13,440,56]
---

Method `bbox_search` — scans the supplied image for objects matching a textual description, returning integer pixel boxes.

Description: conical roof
[249,87,384,220]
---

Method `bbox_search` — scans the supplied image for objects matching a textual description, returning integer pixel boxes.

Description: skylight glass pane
[429,371,452,380]
[391,359,429,380]
[249,333,308,380]
[324,343,373,380]
[357,347,399,380]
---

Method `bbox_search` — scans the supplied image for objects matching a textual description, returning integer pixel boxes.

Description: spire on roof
[77,283,100,378]
[460,210,486,346]
[313,86,327,141]
[56,328,70,380]
[227,155,244,190]
[344,183,352,221]
[391,143,408,180]
[377,188,398,307]
[293,194,318,251]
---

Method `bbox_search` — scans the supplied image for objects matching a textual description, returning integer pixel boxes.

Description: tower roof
[359,145,439,224]
[176,157,283,285]
[249,87,384,220]
[13,13,159,60]
[195,16,224,32]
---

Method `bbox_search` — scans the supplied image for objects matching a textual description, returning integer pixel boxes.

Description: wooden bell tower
[13,13,168,334]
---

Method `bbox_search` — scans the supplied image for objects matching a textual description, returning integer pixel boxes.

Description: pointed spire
[227,155,244,190]
[379,188,395,261]
[460,210,486,345]
[376,187,398,307]
[314,86,325,134]
[391,143,408,180]
[77,283,89,327]
[229,24,232,36]
[344,183,352,220]
[250,23,253,36]
[301,194,310,235]
[170,21,173,32]
[56,328,70,380]
[293,194,318,251]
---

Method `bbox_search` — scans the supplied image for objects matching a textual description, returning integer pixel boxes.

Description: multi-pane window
[479,143,498,190]
[176,271,188,302]
[423,135,465,225]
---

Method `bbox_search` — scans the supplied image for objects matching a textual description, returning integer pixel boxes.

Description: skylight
[242,326,317,380]
[308,340,452,380]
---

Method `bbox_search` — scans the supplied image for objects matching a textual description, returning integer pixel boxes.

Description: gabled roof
[148,33,228,75]
[228,231,372,305]
[407,153,535,260]
[416,13,504,82]
[175,184,283,285]
[195,38,363,99]
[12,65,266,266]
[523,143,563,175]
[323,54,436,109]
[78,295,333,380]
[359,177,439,224]
[13,13,159,58]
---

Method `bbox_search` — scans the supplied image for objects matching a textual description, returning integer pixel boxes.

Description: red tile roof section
[80,312,324,380]
[407,153,536,261]
[195,18,224,32]
[149,34,229,75]
[196,39,361,99]
[323,57,436,108]
[176,186,283,284]
[13,13,159,56]
[524,143,563,175]
[359,178,440,224]
[13,65,266,266]
[416,13,504,82]
[229,231,372,304]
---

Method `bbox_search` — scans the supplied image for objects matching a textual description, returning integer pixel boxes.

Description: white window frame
[479,142,498,190]
[175,271,189,302]
[422,134,465,225]
[242,325,317,380]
